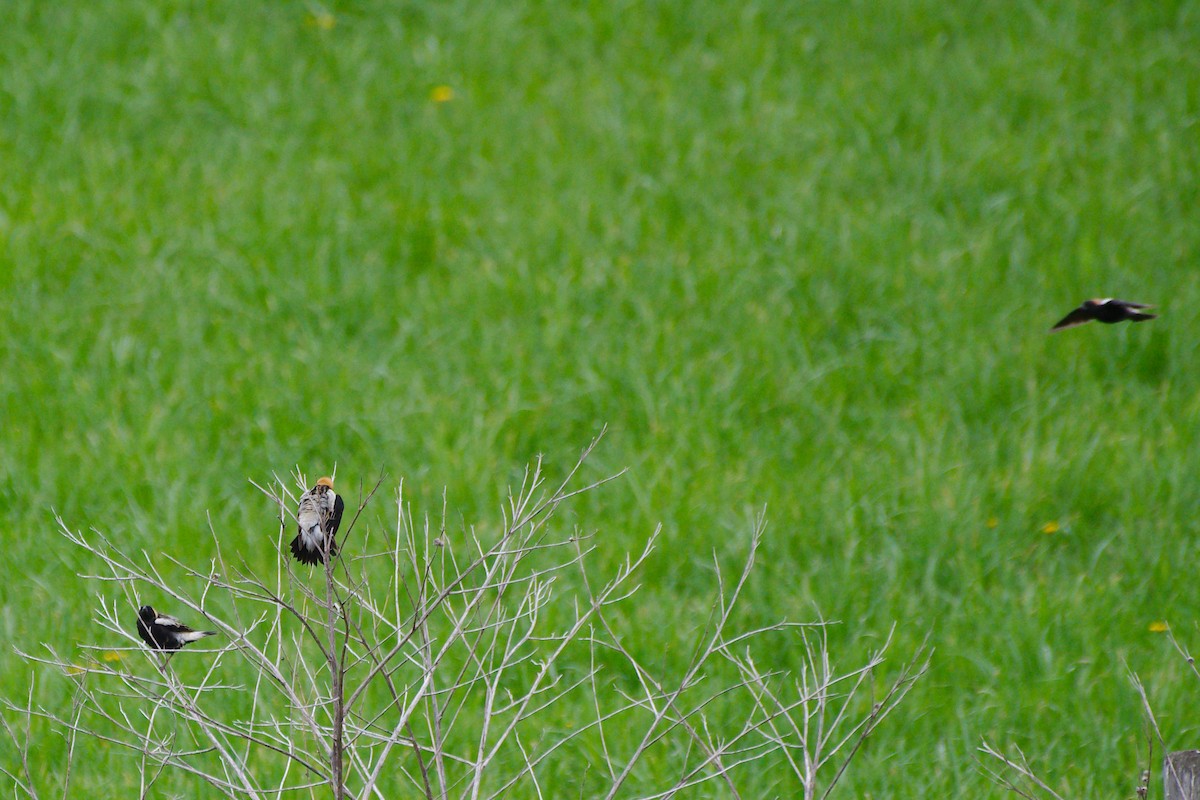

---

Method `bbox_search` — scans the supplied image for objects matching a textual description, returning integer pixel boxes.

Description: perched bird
[1050,298,1156,332]
[290,476,344,566]
[136,605,217,651]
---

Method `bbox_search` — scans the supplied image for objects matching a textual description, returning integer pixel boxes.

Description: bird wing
[1050,307,1094,331]
[325,493,345,537]
[1112,299,1154,309]
[155,614,193,633]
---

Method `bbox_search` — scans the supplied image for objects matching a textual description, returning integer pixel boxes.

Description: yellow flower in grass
[986,516,999,529]
[430,85,455,103]
[305,11,336,30]
[1149,621,1169,633]
[101,650,125,662]
[1040,521,1060,535]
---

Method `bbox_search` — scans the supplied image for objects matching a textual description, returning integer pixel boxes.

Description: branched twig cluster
[2,437,929,798]
[977,656,1168,800]
[977,740,1068,800]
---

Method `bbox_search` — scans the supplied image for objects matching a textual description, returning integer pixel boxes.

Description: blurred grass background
[1,0,1198,795]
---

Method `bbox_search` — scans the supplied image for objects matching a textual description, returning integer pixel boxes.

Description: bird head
[1084,298,1111,308]
[317,477,335,489]
[138,605,157,623]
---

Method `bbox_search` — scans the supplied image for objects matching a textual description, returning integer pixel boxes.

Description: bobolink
[290,476,344,566]
[1051,298,1156,332]
[136,605,217,651]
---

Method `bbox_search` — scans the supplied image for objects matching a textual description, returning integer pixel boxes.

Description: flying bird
[136,605,217,651]
[290,476,344,566]
[1050,298,1156,332]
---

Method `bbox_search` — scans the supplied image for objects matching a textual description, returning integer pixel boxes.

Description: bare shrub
[2,436,929,798]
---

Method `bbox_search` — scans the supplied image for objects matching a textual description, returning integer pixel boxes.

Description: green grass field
[2,0,1199,796]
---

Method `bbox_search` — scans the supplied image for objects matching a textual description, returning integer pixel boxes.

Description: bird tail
[290,535,322,565]
[1129,312,1156,322]
[289,534,337,565]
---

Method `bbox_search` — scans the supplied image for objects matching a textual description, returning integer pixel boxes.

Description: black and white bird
[1050,298,1156,332]
[290,476,344,566]
[136,605,217,651]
